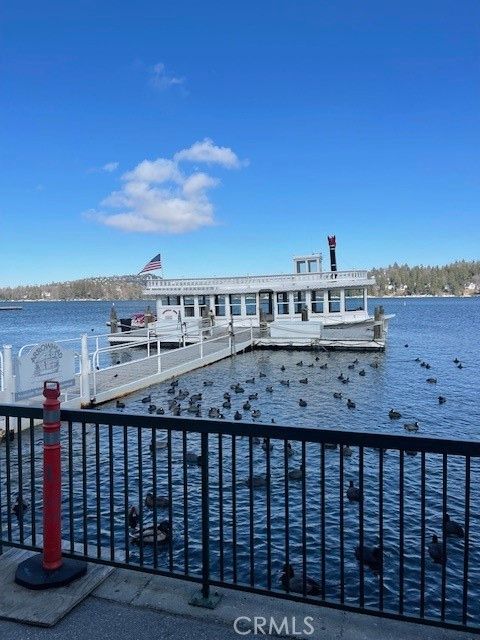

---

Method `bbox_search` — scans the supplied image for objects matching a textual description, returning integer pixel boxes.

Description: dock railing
[0,403,479,632]
[1,321,253,407]
[90,326,253,404]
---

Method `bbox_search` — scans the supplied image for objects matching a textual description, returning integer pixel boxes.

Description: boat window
[296,260,306,274]
[277,292,289,315]
[259,292,273,316]
[294,291,306,314]
[230,294,241,316]
[198,295,209,317]
[308,260,318,273]
[160,295,180,306]
[328,290,340,313]
[311,290,324,313]
[245,293,257,316]
[183,296,195,317]
[345,288,364,311]
[215,295,226,316]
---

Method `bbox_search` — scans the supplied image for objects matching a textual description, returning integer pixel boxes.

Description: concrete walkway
[0,566,474,639]
[0,597,243,640]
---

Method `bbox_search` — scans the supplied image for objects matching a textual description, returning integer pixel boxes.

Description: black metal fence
[1,403,479,633]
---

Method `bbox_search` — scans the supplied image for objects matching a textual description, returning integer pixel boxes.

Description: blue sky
[1,1,479,286]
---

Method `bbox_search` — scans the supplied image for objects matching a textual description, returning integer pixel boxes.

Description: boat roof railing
[144,269,371,288]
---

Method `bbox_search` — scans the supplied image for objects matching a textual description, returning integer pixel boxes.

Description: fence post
[157,339,161,373]
[147,327,151,358]
[80,334,90,407]
[200,330,204,359]
[229,320,235,355]
[15,381,87,589]
[189,433,221,608]
[3,345,15,403]
[92,366,97,400]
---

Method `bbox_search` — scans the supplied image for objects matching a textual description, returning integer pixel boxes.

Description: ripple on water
[2,298,480,625]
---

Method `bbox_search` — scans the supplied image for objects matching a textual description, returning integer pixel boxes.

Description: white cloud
[174,138,245,168]
[102,162,119,172]
[121,158,181,184]
[87,140,246,234]
[182,172,219,197]
[150,62,184,91]
[88,161,119,174]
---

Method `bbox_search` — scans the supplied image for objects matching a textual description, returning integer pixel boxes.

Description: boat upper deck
[144,269,374,296]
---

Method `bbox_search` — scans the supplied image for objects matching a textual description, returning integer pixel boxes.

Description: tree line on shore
[0,275,149,301]
[370,260,480,296]
[0,261,479,301]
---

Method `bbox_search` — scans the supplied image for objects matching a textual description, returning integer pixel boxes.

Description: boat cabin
[144,254,375,327]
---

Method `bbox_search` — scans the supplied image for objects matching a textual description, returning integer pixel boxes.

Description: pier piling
[109,305,118,334]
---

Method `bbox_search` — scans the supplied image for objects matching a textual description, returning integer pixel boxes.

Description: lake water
[0,300,145,353]
[1,297,479,625]
[1,297,479,439]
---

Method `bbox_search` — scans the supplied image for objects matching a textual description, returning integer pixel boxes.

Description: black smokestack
[327,235,337,271]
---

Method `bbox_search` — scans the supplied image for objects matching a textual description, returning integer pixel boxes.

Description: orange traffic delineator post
[15,381,87,590]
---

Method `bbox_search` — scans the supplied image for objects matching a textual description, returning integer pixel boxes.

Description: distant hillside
[370,260,480,297]
[0,275,150,301]
[1,261,479,300]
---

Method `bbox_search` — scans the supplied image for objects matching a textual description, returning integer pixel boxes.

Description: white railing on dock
[18,331,113,358]
[4,320,249,406]
[92,337,154,371]
[97,322,232,367]
[91,326,253,403]
[107,318,233,347]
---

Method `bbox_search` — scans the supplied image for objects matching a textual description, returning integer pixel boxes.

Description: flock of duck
[382,348,464,435]
[2,339,468,600]
[344,480,465,575]
[114,345,462,437]
[122,465,465,597]
[114,354,377,420]
[110,347,467,593]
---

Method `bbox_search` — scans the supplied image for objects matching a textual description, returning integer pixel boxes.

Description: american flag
[139,253,162,274]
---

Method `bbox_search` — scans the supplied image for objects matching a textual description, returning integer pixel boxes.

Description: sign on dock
[15,342,75,400]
